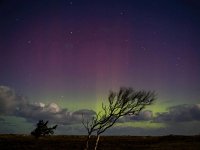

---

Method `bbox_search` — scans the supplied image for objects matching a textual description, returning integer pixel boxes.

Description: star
[120,9,128,16]
[175,57,182,67]
[15,18,20,21]
[124,39,129,42]
[153,31,157,35]
[141,46,146,51]
[120,12,124,15]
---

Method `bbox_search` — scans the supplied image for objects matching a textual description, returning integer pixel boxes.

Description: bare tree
[82,87,156,150]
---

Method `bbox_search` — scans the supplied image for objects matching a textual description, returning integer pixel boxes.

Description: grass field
[0,134,200,150]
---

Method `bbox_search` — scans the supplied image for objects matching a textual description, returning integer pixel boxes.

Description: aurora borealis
[0,0,200,135]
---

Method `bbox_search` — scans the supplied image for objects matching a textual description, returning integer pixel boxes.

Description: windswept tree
[82,87,156,150]
[31,120,58,138]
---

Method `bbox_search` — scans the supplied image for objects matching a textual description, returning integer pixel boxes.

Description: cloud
[0,117,5,122]
[117,110,154,123]
[73,109,96,116]
[154,104,200,122]
[0,85,26,114]
[1,85,200,135]
[72,109,96,122]
[118,104,200,124]
[0,85,156,131]
[16,102,95,125]
[132,110,153,121]
[0,85,95,125]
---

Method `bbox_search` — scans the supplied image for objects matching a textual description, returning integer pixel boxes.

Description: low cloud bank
[154,104,200,122]
[0,85,95,124]
[1,85,200,125]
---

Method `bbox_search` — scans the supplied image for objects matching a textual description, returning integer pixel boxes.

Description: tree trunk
[84,135,91,150]
[94,135,100,150]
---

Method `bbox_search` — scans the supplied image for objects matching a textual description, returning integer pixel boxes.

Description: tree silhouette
[82,87,156,150]
[31,120,57,138]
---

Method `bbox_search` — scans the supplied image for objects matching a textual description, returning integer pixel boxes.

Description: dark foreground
[0,134,200,150]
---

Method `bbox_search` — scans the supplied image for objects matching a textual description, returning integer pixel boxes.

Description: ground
[0,134,200,150]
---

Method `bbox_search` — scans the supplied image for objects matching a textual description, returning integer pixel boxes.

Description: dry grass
[0,134,200,150]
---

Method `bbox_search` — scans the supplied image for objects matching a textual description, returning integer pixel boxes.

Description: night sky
[0,0,200,135]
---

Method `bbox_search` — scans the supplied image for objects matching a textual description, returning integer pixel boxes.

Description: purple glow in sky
[0,0,200,135]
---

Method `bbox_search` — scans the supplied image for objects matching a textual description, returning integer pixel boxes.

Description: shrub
[31,120,57,138]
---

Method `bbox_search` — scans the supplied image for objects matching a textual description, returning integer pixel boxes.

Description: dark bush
[31,120,57,138]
